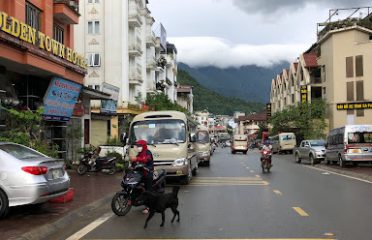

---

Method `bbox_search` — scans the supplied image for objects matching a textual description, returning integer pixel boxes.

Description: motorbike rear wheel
[111,192,132,216]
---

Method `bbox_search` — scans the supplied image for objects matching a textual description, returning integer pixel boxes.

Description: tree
[270,99,327,140]
[0,107,58,157]
[146,93,189,114]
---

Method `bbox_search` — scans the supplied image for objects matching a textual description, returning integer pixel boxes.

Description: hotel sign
[300,85,308,103]
[336,102,372,110]
[266,103,272,118]
[0,11,87,70]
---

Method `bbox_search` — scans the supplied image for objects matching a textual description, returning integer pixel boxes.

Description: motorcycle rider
[129,140,154,214]
[260,140,272,165]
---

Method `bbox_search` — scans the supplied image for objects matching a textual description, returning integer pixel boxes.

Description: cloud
[232,0,372,14]
[169,37,308,68]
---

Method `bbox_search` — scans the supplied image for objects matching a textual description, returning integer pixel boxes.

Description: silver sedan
[0,142,70,218]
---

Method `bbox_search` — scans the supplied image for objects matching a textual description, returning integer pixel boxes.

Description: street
[50,147,372,240]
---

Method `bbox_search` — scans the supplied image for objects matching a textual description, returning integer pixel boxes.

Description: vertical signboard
[43,78,82,121]
[300,85,308,103]
[266,103,272,118]
[160,23,167,52]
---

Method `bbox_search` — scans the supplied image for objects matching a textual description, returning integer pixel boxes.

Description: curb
[14,193,115,240]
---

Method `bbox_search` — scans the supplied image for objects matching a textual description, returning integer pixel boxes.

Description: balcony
[129,43,142,57]
[146,56,156,69]
[129,64,143,86]
[53,0,80,24]
[128,1,142,27]
[146,33,156,47]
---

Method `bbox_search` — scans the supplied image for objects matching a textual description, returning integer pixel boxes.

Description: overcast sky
[149,0,371,68]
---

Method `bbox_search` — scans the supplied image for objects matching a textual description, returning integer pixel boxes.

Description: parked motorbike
[76,148,117,175]
[111,164,166,216]
[260,148,272,173]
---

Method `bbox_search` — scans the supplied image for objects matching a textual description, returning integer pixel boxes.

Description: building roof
[237,111,267,122]
[303,52,318,67]
[177,85,193,93]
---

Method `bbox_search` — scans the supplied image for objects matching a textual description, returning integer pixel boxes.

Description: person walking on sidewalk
[130,140,154,214]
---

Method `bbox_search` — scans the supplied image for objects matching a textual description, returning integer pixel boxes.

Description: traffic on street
[49,147,372,240]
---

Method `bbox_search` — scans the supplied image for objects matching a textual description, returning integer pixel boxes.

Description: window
[346,82,354,115]
[356,80,364,101]
[88,85,93,89]
[107,120,111,137]
[88,0,99,3]
[87,53,101,67]
[346,57,353,78]
[355,55,363,77]
[88,21,100,34]
[53,25,64,44]
[94,85,100,90]
[26,2,41,31]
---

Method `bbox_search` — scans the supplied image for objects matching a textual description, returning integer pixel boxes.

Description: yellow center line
[293,207,310,217]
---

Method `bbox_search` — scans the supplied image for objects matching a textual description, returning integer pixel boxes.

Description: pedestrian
[130,140,154,214]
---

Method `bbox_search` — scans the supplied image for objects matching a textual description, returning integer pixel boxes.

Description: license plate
[51,169,63,179]
[176,170,183,175]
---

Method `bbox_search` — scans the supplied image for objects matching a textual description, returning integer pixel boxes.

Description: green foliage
[0,107,59,157]
[177,70,264,115]
[270,99,327,139]
[146,92,189,114]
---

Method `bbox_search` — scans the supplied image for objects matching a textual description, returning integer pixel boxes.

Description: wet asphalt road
[58,148,372,240]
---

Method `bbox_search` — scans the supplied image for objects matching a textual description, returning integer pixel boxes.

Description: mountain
[178,62,289,103]
[177,70,264,115]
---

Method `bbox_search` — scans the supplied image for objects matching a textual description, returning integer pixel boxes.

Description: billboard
[300,85,308,103]
[43,77,82,121]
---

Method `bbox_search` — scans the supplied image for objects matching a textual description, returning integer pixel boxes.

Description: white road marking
[292,207,309,217]
[322,172,330,175]
[250,170,255,173]
[273,189,283,196]
[66,213,113,240]
[306,165,372,184]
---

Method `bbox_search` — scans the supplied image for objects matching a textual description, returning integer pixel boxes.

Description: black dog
[139,186,180,228]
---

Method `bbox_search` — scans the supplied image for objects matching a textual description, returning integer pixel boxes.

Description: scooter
[76,150,117,175]
[260,148,272,173]
[111,164,166,217]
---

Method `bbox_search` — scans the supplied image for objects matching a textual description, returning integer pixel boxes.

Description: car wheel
[205,160,210,167]
[339,155,346,168]
[244,151,248,155]
[295,153,301,163]
[231,151,236,154]
[309,155,315,166]
[0,190,9,219]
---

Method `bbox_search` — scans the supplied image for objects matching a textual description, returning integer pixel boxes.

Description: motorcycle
[260,148,272,173]
[111,164,166,216]
[76,148,117,175]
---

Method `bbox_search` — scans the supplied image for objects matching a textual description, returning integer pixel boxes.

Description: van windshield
[347,132,372,144]
[130,119,186,145]
[281,134,295,141]
[196,131,209,143]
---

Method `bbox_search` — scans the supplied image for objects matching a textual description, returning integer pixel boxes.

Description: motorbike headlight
[173,158,187,166]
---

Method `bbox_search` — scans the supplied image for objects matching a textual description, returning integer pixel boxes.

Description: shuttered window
[346,57,353,78]
[356,81,364,101]
[355,55,363,77]
[346,82,354,115]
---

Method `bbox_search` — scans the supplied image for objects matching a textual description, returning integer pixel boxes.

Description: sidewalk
[1,170,123,240]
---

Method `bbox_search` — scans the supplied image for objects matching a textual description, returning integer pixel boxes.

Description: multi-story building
[0,0,89,159]
[177,85,193,113]
[270,11,372,130]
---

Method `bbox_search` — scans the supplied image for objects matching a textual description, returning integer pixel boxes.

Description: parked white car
[0,142,70,218]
